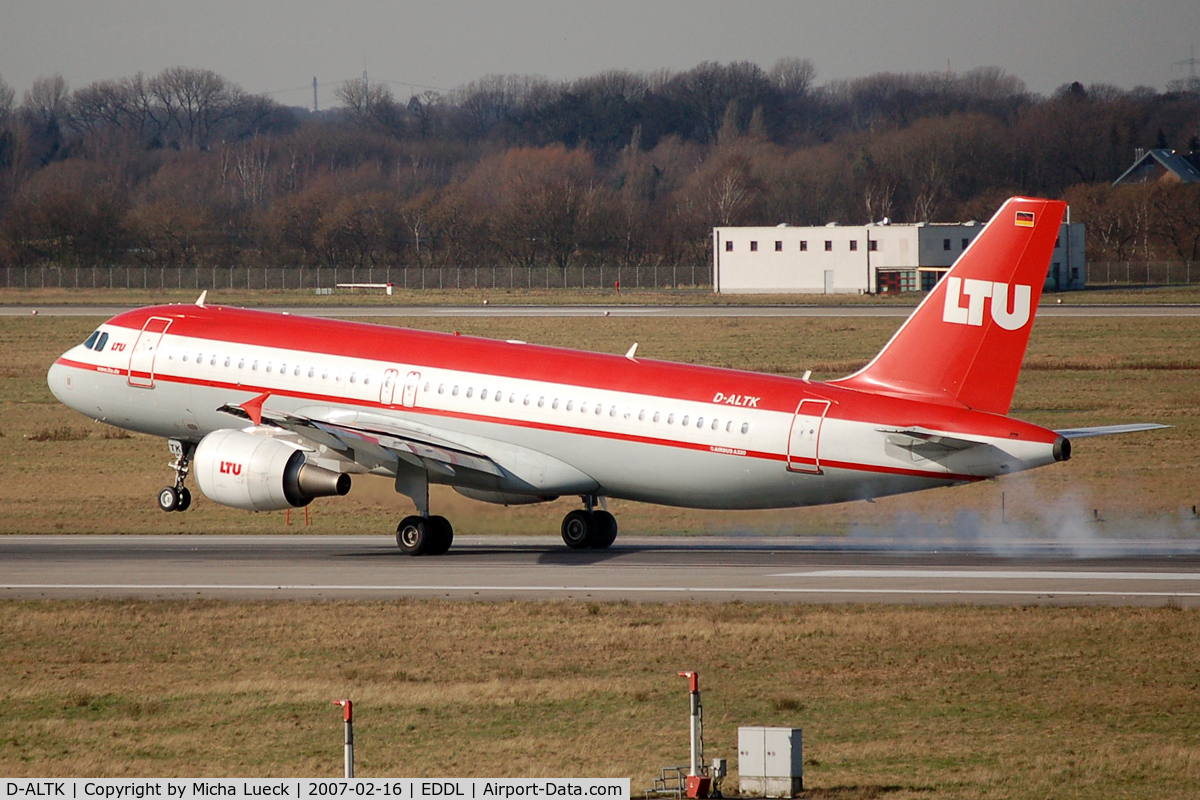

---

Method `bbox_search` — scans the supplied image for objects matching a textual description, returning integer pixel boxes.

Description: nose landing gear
[561,495,618,549]
[158,439,195,512]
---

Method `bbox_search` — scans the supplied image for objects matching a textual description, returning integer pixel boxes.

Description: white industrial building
[712,219,1085,294]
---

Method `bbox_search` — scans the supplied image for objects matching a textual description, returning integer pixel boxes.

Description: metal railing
[0,264,713,291]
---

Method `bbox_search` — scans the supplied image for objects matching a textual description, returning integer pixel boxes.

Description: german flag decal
[1015,210,1035,227]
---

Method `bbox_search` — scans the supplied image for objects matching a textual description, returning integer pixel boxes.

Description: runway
[3,535,1198,606]
[5,303,1200,318]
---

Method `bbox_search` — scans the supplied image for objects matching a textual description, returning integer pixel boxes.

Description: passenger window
[452,386,459,396]
[595,405,603,416]
[681,415,690,426]
[697,417,704,428]
[667,414,675,425]
[466,387,474,398]
[653,411,661,423]
[610,407,617,417]
[523,396,530,406]
[711,419,719,430]
[481,389,488,400]
[238,359,245,369]
[308,368,315,378]
[552,399,559,410]
[252,361,258,371]
[438,385,445,394]
[741,423,750,434]
[349,373,356,383]
[567,400,574,411]
[537,397,545,408]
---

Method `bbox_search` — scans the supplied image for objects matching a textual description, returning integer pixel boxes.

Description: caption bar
[4,781,630,800]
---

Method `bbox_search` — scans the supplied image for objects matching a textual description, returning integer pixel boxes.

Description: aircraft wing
[1054,423,1170,439]
[219,402,504,479]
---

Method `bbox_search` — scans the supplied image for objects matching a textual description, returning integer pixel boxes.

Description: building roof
[1112,149,1200,186]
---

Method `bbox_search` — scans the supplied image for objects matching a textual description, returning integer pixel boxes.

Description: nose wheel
[158,439,195,512]
[561,497,618,549]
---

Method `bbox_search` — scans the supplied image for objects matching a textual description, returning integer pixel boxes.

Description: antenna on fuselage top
[195,291,208,307]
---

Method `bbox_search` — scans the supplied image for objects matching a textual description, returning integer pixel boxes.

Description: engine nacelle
[194,428,351,511]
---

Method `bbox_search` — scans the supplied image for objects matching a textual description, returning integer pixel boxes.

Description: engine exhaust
[283,451,351,507]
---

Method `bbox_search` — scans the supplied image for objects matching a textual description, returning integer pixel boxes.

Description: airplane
[47,197,1165,555]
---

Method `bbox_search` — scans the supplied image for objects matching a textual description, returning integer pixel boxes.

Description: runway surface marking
[4,584,1199,600]
[773,569,1200,581]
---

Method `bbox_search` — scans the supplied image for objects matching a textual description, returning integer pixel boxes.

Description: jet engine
[194,428,350,511]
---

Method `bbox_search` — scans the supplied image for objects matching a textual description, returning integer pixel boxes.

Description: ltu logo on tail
[942,277,1031,331]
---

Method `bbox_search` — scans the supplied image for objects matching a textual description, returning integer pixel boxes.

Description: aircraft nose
[47,359,74,405]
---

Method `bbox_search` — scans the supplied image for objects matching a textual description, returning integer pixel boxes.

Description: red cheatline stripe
[54,358,985,484]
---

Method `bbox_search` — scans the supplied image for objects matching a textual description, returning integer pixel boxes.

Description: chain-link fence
[0,264,713,291]
[1086,261,1200,286]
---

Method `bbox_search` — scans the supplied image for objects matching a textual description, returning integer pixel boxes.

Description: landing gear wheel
[426,515,454,556]
[157,486,180,512]
[590,510,618,549]
[175,487,192,512]
[396,515,432,556]
[561,509,594,549]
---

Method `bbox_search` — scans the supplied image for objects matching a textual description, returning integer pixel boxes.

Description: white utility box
[738,726,803,797]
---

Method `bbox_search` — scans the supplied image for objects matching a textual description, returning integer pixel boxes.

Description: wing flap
[1055,423,1170,439]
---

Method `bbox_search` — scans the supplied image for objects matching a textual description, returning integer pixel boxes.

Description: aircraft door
[401,371,421,407]
[787,399,831,473]
[380,369,400,405]
[127,317,172,388]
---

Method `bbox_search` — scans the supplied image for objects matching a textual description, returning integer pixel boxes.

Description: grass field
[1,600,1198,798]
[2,306,1199,794]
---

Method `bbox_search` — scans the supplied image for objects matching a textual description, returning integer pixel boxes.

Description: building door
[823,270,834,294]
[787,399,831,474]
[127,317,171,388]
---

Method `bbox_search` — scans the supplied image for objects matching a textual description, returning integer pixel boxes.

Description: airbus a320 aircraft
[48,197,1163,555]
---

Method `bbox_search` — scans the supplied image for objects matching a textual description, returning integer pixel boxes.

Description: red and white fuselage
[53,197,1144,553]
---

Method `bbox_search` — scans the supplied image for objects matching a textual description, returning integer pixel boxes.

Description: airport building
[712,219,1085,294]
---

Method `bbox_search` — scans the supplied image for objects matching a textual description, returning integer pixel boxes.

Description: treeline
[0,63,1198,274]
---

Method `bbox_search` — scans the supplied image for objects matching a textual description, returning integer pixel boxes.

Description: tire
[426,515,454,556]
[396,515,431,556]
[175,487,192,512]
[157,486,179,512]
[591,510,618,549]
[561,509,594,549]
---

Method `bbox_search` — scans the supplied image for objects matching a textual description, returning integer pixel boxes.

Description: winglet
[239,392,271,426]
[196,290,208,307]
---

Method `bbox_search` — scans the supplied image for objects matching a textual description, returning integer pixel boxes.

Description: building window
[774,241,783,252]
[725,240,733,252]
[962,238,969,249]
[943,239,951,251]
[750,241,758,252]
[800,240,808,252]
[849,240,858,252]
[1055,237,1061,248]
[824,240,833,252]
[869,239,878,251]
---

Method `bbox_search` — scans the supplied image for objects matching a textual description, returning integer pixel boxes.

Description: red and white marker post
[333,699,353,778]
[677,671,711,799]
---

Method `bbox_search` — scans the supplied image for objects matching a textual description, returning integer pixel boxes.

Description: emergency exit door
[786,399,830,473]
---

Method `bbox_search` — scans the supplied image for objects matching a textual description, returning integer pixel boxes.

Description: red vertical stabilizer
[832,197,1067,415]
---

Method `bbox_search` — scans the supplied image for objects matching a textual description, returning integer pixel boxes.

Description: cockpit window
[95,332,108,351]
[83,331,100,350]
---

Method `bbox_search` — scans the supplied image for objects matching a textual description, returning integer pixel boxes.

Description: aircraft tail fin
[832,197,1067,415]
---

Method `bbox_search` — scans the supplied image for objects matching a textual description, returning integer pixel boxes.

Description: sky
[1,0,1198,106]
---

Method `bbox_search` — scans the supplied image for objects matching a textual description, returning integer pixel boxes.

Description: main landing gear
[157,439,195,512]
[561,495,618,550]
[396,514,454,556]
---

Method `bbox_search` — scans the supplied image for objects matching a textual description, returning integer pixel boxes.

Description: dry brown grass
[0,600,1197,798]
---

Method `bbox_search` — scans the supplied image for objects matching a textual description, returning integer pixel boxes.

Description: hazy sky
[2,0,1198,105]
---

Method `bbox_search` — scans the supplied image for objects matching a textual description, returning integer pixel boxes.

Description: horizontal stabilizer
[878,426,990,451]
[1055,423,1170,439]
